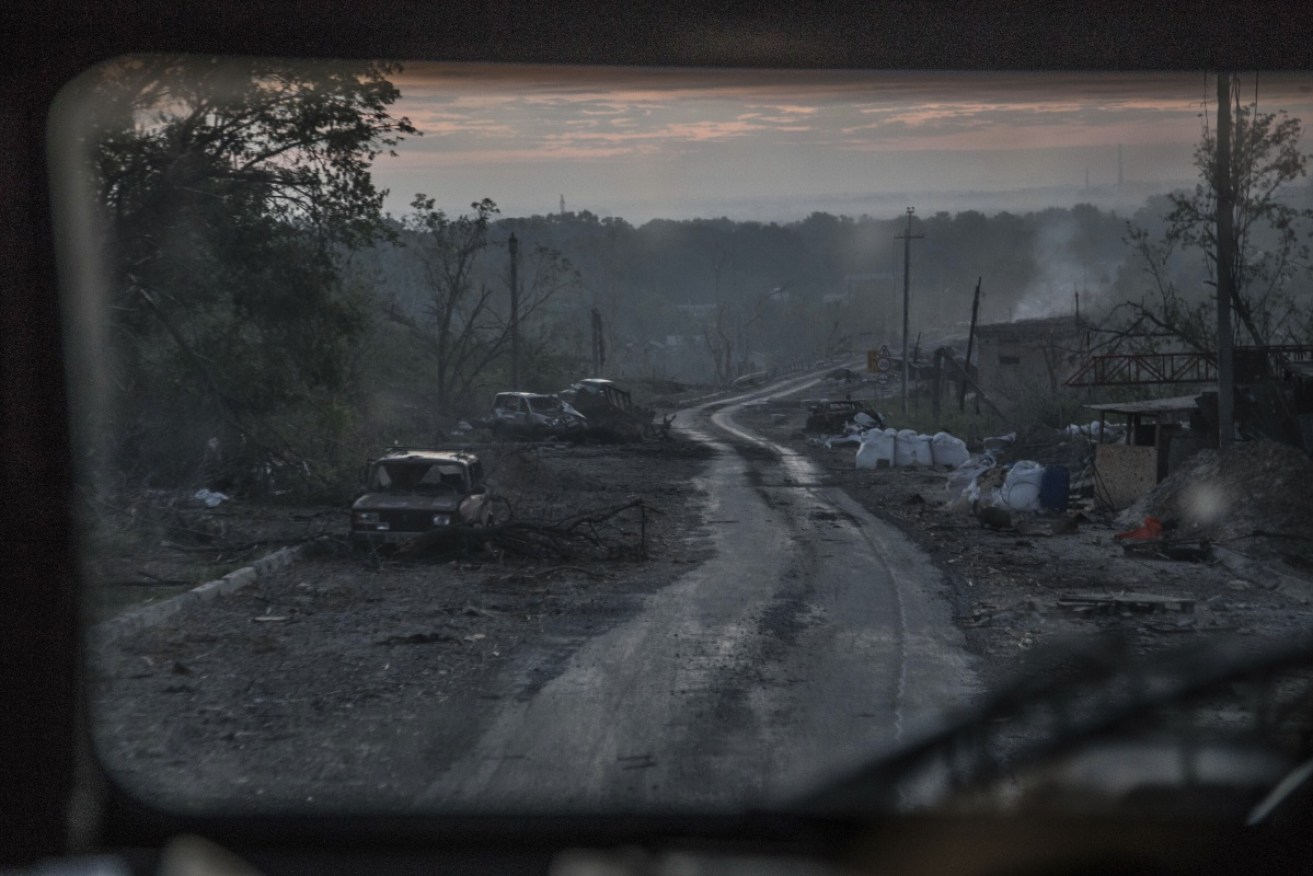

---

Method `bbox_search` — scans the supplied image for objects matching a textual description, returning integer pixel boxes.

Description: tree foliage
[86,56,416,490]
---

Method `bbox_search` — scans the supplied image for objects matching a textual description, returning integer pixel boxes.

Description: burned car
[490,391,586,437]
[559,378,658,440]
[803,398,884,433]
[823,367,859,383]
[350,449,491,550]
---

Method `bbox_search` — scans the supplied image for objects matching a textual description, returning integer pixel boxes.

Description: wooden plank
[1058,592,1195,614]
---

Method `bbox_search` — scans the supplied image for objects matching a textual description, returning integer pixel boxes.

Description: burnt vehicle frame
[489,391,587,438]
[803,398,885,434]
[560,378,661,440]
[349,448,492,550]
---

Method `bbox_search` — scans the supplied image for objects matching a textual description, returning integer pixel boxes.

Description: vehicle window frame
[11,2,1310,867]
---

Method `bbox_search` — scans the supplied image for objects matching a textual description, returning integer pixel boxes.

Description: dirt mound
[1118,440,1313,553]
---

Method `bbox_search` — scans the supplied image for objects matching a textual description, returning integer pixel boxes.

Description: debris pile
[1118,440,1313,560]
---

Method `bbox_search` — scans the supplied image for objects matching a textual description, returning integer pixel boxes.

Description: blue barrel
[1040,464,1070,512]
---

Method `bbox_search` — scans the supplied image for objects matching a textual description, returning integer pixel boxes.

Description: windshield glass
[529,395,565,413]
[53,60,1313,819]
[372,461,465,492]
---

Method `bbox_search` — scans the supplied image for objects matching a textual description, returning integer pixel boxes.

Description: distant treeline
[351,196,1242,384]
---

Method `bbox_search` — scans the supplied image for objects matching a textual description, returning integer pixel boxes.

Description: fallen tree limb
[561,498,647,531]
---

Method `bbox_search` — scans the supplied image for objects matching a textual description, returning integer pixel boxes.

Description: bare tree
[400,195,581,413]
[702,304,735,387]
[1113,77,1311,350]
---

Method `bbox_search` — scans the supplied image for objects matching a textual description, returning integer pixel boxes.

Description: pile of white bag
[946,454,1048,513]
[1060,420,1125,442]
[855,429,969,470]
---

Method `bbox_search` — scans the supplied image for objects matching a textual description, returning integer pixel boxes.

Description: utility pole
[1215,73,1236,448]
[590,306,605,374]
[895,207,924,415]
[509,233,520,388]
[959,277,981,413]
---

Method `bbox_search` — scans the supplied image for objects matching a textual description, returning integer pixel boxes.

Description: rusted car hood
[352,492,461,512]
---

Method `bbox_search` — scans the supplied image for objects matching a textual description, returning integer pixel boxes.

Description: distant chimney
[560,194,566,215]
[1117,145,1124,188]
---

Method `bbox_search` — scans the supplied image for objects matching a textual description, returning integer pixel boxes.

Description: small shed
[973,315,1092,411]
[1084,392,1209,510]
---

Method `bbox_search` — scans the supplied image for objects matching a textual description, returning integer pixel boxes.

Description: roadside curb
[92,540,320,641]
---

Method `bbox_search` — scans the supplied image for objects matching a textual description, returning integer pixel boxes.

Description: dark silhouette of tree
[1113,79,1311,350]
[398,196,582,413]
[82,56,416,489]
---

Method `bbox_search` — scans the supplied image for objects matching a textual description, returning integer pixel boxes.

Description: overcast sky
[371,66,1313,224]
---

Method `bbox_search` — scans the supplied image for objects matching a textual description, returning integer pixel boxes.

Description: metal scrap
[1057,592,1196,615]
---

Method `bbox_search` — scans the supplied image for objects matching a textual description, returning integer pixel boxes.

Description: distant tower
[560,194,566,216]
[1117,145,1124,189]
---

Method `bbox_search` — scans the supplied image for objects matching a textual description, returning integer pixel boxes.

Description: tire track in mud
[705,393,915,753]
[414,371,977,812]
[656,377,938,796]
[703,381,982,771]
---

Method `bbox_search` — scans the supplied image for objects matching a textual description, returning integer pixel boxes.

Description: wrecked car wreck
[349,449,492,551]
[489,391,587,438]
[803,398,883,434]
[559,378,666,441]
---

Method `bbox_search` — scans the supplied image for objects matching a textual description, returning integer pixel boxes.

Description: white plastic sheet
[826,433,864,449]
[947,453,995,502]
[193,488,229,508]
[1061,420,1126,443]
[853,411,880,429]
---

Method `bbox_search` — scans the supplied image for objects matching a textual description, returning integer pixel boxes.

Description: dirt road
[90,371,979,814]
[418,377,978,812]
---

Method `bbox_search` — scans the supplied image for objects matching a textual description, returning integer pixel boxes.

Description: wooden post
[959,277,982,412]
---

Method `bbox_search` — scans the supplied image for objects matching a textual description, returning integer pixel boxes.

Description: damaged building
[974,315,1093,412]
